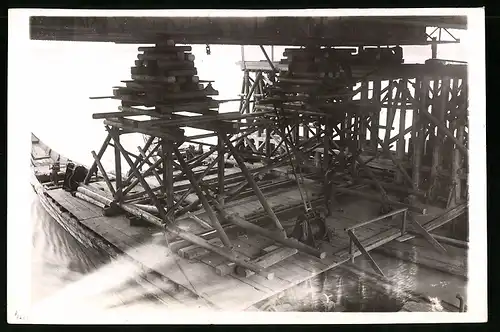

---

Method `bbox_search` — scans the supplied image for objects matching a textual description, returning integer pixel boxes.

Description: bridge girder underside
[30,15,466,46]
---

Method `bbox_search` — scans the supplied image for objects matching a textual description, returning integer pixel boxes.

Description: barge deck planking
[43,182,447,311]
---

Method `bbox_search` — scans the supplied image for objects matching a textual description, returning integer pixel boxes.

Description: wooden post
[351,114,359,176]
[303,120,310,140]
[265,125,272,163]
[359,80,368,148]
[244,70,251,114]
[240,72,262,115]
[316,121,322,143]
[396,78,408,184]
[113,128,123,203]
[430,77,449,200]
[431,37,438,59]
[411,78,424,192]
[371,79,381,151]
[452,86,466,206]
[426,78,438,164]
[218,135,225,205]
[384,81,396,146]
[323,119,332,172]
[292,123,300,144]
[239,70,247,114]
[324,118,333,211]
[339,113,347,170]
[161,138,174,209]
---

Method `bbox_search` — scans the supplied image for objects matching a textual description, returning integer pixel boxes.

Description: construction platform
[29,23,469,312]
[36,162,465,311]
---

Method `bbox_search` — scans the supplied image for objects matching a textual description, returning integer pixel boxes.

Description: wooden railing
[344,208,408,278]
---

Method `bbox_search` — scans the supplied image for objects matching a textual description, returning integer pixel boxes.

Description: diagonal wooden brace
[220,131,286,236]
[107,128,168,220]
[347,230,386,278]
[137,146,163,185]
[90,150,116,197]
[166,155,220,217]
[172,146,233,249]
[126,135,155,179]
[410,215,448,254]
[84,131,111,184]
[419,102,468,157]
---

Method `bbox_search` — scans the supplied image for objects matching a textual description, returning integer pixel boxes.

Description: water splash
[428,296,444,312]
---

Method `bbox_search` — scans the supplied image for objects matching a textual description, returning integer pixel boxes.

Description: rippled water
[30,190,105,304]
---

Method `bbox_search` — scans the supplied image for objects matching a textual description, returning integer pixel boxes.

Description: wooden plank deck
[44,178,447,311]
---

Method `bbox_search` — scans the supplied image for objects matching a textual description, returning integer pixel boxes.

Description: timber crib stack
[260,47,357,111]
[82,40,335,282]
[112,41,220,112]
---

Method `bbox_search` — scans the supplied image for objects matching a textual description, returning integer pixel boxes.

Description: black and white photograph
[8,8,487,324]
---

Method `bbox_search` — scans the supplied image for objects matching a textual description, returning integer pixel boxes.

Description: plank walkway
[44,179,447,311]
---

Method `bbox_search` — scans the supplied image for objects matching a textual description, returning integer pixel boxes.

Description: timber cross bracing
[75,41,468,281]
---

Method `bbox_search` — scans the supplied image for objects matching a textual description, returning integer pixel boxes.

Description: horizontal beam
[30,16,430,46]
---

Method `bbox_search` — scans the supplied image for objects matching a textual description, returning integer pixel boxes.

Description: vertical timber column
[293,122,300,144]
[339,112,347,170]
[359,80,368,148]
[371,79,381,151]
[239,71,247,114]
[256,72,263,138]
[218,135,225,205]
[162,138,174,208]
[431,37,438,59]
[244,71,250,114]
[113,128,123,203]
[324,118,333,212]
[430,77,448,199]
[316,121,322,143]
[324,118,332,172]
[303,117,310,140]
[265,125,272,163]
[410,78,422,193]
[384,81,394,146]
[452,80,466,206]
[396,77,408,184]
[351,114,359,177]
[419,77,429,190]
[425,78,437,165]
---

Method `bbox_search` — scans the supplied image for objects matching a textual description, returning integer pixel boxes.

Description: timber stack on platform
[42,40,469,311]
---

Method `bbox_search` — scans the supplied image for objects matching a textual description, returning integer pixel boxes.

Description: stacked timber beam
[78,41,333,279]
[250,46,468,219]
